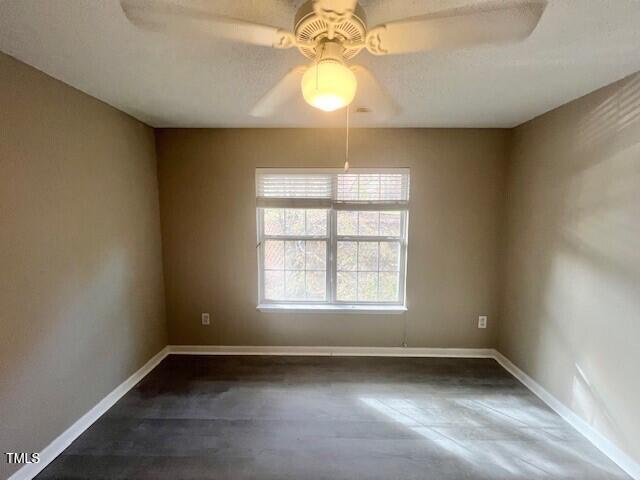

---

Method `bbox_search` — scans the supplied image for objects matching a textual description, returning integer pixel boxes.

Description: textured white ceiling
[1,0,640,128]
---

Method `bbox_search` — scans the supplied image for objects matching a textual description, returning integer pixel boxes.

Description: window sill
[257,304,407,314]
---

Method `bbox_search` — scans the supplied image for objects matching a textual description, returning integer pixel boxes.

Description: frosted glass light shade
[301,61,357,112]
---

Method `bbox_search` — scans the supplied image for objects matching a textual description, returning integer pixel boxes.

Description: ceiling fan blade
[350,65,399,120]
[366,1,546,55]
[312,0,358,24]
[121,0,295,49]
[250,66,308,117]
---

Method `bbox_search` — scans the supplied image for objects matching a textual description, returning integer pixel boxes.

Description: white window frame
[256,208,332,306]
[256,207,409,313]
[330,209,408,307]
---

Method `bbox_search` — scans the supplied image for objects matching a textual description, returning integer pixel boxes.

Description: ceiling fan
[121,0,546,118]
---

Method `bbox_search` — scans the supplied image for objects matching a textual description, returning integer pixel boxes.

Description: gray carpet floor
[36,355,631,479]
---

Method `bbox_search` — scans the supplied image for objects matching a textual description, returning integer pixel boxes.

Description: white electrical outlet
[478,315,487,329]
[201,313,210,325]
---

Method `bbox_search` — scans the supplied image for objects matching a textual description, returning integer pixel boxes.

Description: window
[256,169,410,311]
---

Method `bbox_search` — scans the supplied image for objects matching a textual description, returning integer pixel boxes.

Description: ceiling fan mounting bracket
[365,26,388,56]
[273,30,296,49]
[293,0,367,61]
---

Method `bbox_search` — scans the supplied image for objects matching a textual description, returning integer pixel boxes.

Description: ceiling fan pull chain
[344,104,350,171]
[315,42,325,91]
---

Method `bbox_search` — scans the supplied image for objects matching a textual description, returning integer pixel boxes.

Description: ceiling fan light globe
[312,95,347,112]
[301,61,357,112]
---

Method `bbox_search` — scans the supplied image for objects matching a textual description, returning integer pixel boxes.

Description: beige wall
[5,41,638,476]
[500,73,640,464]
[0,53,166,478]
[156,128,509,347]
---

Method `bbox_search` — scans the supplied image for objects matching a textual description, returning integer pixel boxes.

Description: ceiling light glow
[301,60,357,112]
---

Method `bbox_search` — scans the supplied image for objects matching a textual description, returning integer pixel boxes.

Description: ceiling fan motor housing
[315,39,347,64]
[294,0,367,60]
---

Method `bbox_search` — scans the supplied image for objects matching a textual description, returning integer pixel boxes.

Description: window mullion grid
[283,231,287,301]
[376,241,380,302]
[259,206,406,307]
[262,234,328,241]
[303,211,307,301]
[260,208,330,305]
[334,235,402,305]
[399,210,408,305]
[356,240,360,302]
[257,208,265,305]
[329,209,337,304]
[334,235,399,242]
[264,239,330,305]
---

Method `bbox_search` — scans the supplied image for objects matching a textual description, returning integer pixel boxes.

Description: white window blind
[256,168,410,210]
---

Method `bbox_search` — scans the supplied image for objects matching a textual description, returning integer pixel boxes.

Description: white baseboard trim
[9,346,170,480]
[168,344,496,358]
[493,351,640,480]
[10,345,638,480]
